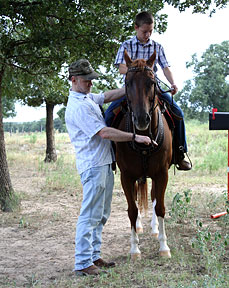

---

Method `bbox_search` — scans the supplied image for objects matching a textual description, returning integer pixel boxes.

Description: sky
[6,4,229,123]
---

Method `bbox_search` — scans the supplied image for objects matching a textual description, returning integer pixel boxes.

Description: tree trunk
[0,70,15,212]
[44,102,57,162]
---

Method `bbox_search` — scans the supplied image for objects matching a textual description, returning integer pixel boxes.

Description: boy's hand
[171,84,178,95]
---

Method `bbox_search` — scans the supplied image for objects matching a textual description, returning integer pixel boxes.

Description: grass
[1,121,229,288]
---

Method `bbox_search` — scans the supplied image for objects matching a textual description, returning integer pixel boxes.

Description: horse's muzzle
[133,113,151,131]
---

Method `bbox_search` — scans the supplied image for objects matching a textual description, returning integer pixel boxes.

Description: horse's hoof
[159,250,171,258]
[136,227,143,234]
[152,233,158,239]
[131,253,141,261]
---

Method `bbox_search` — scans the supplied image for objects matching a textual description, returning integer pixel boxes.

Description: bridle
[124,65,165,181]
[125,65,158,140]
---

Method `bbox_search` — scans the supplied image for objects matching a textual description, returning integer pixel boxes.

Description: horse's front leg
[130,226,141,260]
[158,216,171,257]
[151,199,159,238]
[121,173,141,260]
[154,172,171,258]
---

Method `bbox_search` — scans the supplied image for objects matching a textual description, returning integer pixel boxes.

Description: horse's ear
[124,49,133,67]
[146,50,156,68]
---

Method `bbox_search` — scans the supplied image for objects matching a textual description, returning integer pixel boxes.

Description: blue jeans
[75,164,114,271]
[105,93,187,152]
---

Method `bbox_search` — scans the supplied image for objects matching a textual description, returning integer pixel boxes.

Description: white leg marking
[136,210,143,234]
[158,216,171,258]
[151,199,159,238]
[130,227,141,260]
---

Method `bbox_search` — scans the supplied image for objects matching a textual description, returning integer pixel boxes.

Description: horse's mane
[130,59,147,71]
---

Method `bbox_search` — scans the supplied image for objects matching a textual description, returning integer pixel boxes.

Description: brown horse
[116,50,173,259]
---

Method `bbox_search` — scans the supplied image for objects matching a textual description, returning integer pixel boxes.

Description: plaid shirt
[115,36,169,79]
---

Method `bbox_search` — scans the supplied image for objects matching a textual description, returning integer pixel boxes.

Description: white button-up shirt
[65,90,113,174]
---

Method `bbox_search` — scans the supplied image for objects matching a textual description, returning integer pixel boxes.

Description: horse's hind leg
[155,173,171,258]
[151,181,159,238]
[134,182,143,234]
[136,209,143,234]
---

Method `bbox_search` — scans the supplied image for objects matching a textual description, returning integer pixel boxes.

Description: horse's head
[124,50,157,131]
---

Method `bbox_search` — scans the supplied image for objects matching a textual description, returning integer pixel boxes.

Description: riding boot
[175,146,192,171]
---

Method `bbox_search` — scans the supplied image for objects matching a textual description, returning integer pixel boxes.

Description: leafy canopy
[175,41,229,121]
[166,0,228,16]
[0,0,167,110]
[0,0,228,111]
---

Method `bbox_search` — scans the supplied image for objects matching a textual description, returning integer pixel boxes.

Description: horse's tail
[136,178,148,216]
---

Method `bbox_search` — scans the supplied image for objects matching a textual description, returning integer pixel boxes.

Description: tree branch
[8,1,42,8]
[0,60,50,76]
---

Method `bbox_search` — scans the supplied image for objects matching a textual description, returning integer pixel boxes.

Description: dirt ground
[0,161,227,287]
[0,163,137,287]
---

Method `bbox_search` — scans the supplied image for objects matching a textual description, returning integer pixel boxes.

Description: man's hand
[135,135,156,146]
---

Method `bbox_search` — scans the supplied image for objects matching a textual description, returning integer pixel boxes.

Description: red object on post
[212,108,218,120]
[210,130,229,219]
[209,108,228,219]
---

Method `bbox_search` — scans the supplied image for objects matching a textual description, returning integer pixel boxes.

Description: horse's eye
[147,78,154,87]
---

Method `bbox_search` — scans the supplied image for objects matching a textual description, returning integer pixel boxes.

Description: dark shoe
[75,265,101,276]
[177,159,192,171]
[94,258,115,268]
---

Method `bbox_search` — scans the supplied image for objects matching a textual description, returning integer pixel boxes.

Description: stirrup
[177,146,192,169]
